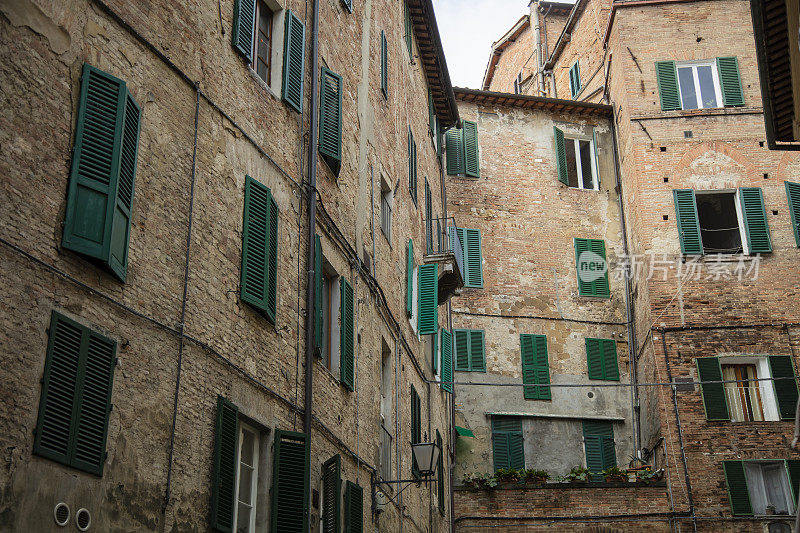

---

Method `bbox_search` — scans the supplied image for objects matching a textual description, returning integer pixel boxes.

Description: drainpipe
[303,0,321,529]
[531,1,545,96]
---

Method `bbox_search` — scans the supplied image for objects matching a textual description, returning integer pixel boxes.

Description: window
[411,385,421,478]
[235,422,260,532]
[696,356,798,422]
[673,188,772,255]
[252,1,273,84]
[62,64,140,282]
[380,342,393,481]
[491,417,524,471]
[724,460,800,516]
[241,176,279,323]
[34,312,116,476]
[513,71,523,94]
[553,126,600,190]
[450,227,483,288]
[380,30,388,98]
[656,57,743,111]
[786,181,800,247]
[319,68,343,176]
[583,421,616,480]
[586,338,619,381]
[520,334,550,400]
[569,61,581,98]
[380,177,393,241]
[574,238,610,298]
[408,128,417,205]
[445,121,480,177]
[454,329,485,372]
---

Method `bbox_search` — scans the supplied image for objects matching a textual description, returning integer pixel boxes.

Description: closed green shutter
[231,0,256,61]
[282,10,305,113]
[62,64,140,283]
[463,120,479,178]
[319,68,343,175]
[491,417,524,471]
[241,176,279,323]
[445,128,465,176]
[408,128,417,204]
[314,235,323,355]
[582,421,615,480]
[436,430,445,514]
[322,455,341,533]
[340,277,355,391]
[521,334,550,400]
[453,329,485,372]
[211,396,239,533]
[454,329,469,371]
[717,57,744,107]
[34,311,117,476]
[441,329,453,393]
[411,385,421,477]
[786,181,800,247]
[739,187,772,253]
[344,481,363,533]
[574,238,610,297]
[553,126,568,185]
[270,430,311,532]
[403,2,412,59]
[586,338,619,381]
[786,460,800,504]
[406,239,414,317]
[380,31,388,98]
[696,357,729,420]
[723,461,753,516]
[769,355,798,420]
[655,61,681,111]
[673,189,703,254]
[341,0,352,13]
[418,264,438,334]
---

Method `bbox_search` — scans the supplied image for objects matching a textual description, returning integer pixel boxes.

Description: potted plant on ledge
[463,472,498,490]
[602,466,628,483]
[523,469,550,485]
[494,468,522,484]
[562,466,591,483]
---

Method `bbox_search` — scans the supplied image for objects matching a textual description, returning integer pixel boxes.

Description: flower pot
[605,475,627,483]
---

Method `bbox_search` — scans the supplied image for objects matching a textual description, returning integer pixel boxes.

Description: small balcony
[423,217,465,304]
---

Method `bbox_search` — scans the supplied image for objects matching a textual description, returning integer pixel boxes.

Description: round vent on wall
[53,502,70,527]
[75,508,91,531]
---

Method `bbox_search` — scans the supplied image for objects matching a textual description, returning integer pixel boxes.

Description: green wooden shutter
[425,179,433,254]
[322,455,341,533]
[723,461,753,516]
[418,264,438,335]
[270,430,311,532]
[406,239,414,317]
[319,68,343,175]
[463,120,479,178]
[769,355,798,420]
[739,187,772,253]
[673,189,703,254]
[314,235,323,355]
[436,430,445,514]
[404,2,412,59]
[602,339,619,381]
[586,338,619,381]
[586,338,604,380]
[491,418,524,471]
[786,460,800,504]
[231,0,256,61]
[411,385,421,477]
[469,329,485,371]
[569,62,581,98]
[454,329,469,371]
[590,239,610,297]
[428,88,436,135]
[582,421,615,480]
[463,228,483,288]
[241,176,278,323]
[341,0,353,13]
[34,312,117,476]
[441,329,453,393]
[717,57,744,107]
[786,181,800,247]
[521,334,550,400]
[655,61,681,111]
[340,277,355,391]
[344,481,363,533]
[574,238,592,296]
[446,128,465,176]
[696,357,729,420]
[380,31,388,98]
[408,128,417,204]
[211,396,239,533]
[592,128,601,187]
[62,64,140,283]
[553,126,568,185]
[574,238,610,297]
[282,10,305,113]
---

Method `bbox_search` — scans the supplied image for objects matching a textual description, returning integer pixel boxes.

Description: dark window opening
[253,1,273,84]
[696,192,742,254]
[565,138,596,190]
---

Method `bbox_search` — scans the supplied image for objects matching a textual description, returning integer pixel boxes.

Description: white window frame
[233,422,259,533]
[564,135,599,191]
[718,356,781,421]
[743,461,795,515]
[676,59,724,111]
[694,189,749,255]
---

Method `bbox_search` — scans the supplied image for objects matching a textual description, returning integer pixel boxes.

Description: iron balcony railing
[423,216,464,282]
[380,424,392,481]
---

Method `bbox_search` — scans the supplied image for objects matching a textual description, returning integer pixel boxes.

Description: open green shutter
[406,239,413,317]
[432,330,439,374]
[673,189,703,255]
[411,386,421,477]
[404,2,412,59]
[344,481,363,533]
[211,396,239,533]
[521,334,550,400]
[266,194,279,322]
[322,455,341,533]
[464,229,483,288]
[569,62,580,98]
[786,460,800,504]
[446,128,464,176]
[592,128,601,187]
[786,181,800,247]
[553,126,568,185]
[696,357,729,420]
[241,176,277,320]
[340,277,355,391]
[319,68,343,175]
[469,330,485,371]
[436,431,445,514]
[655,61,681,111]
[282,10,305,113]
[454,330,469,371]
[463,120,479,178]
[314,235,323,355]
[441,329,453,392]
[62,64,140,283]
[231,0,256,61]
[270,430,310,532]
[723,461,753,516]
[769,355,798,420]
[418,264,438,334]
[717,57,744,107]
[380,31,388,98]
[407,128,417,204]
[428,89,435,134]
[739,187,772,253]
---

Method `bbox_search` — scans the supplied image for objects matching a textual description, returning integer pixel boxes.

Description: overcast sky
[433,0,532,89]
